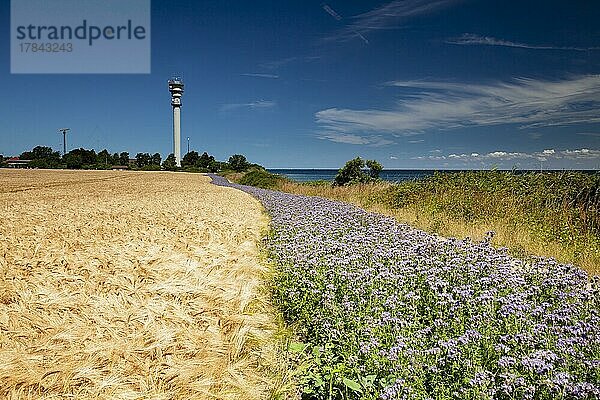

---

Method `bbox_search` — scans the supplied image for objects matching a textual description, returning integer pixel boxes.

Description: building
[5,157,32,168]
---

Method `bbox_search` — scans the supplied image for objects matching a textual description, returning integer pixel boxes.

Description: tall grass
[264,170,599,275]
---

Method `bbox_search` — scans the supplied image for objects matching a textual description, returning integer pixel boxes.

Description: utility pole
[58,128,70,155]
[187,137,190,154]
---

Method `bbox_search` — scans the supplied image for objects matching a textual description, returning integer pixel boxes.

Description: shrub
[238,169,285,189]
[334,157,383,186]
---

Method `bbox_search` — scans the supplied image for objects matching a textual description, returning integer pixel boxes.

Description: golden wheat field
[0,169,286,399]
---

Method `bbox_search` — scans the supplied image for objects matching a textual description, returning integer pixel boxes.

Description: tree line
[1,145,256,173]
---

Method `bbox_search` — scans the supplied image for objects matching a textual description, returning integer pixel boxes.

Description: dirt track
[0,169,281,399]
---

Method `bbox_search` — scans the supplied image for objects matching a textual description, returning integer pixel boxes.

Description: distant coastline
[268,168,598,183]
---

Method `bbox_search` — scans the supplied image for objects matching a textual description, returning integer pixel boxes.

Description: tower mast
[168,78,185,167]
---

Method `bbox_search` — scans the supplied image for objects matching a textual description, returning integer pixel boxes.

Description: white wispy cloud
[260,56,322,70]
[413,148,600,162]
[220,100,276,112]
[316,132,394,146]
[561,148,599,159]
[240,73,279,79]
[446,33,600,51]
[321,3,369,44]
[260,57,299,70]
[322,4,342,21]
[324,0,459,44]
[315,75,600,141]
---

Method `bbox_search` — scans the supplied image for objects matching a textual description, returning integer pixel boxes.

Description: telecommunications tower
[168,78,184,167]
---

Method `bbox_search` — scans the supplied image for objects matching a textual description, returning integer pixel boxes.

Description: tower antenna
[58,128,70,155]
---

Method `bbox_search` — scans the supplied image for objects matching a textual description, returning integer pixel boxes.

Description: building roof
[6,158,31,163]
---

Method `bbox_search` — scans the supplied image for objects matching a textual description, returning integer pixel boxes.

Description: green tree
[182,151,199,168]
[19,151,34,160]
[63,148,96,168]
[334,157,383,186]
[119,152,129,166]
[162,153,177,171]
[63,152,83,169]
[228,154,249,172]
[33,146,57,160]
[20,146,60,162]
[334,157,366,186]
[97,149,112,165]
[151,152,162,166]
[82,148,97,165]
[198,152,216,168]
[19,146,61,168]
[208,160,221,173]
[111,152,120,165]
[135,152,152,168]
[366,159,383,179]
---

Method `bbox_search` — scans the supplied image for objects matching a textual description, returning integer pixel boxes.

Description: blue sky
[1,0,599,169]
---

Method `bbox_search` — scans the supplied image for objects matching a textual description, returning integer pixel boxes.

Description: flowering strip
[210,175,599,399]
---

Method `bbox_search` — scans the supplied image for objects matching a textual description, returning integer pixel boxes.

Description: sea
[267,169,598,183]
[268,169,436,183]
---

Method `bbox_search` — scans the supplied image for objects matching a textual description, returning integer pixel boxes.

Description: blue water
[268,169,598,183]
[268,169,436,183]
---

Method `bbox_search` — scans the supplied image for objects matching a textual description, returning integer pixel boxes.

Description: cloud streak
[315,75,600,141]
[240,73,279,79]
[259,56,322,71]
[324,0,459,44]
[321,3,369,44]
[446,33,600,51]
[220,100,276,112]
[322,4,342,21]
[316,131,394,146]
